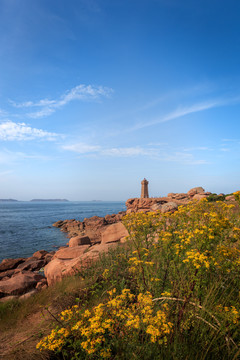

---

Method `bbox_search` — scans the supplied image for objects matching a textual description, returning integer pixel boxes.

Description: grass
[1,197,240,359]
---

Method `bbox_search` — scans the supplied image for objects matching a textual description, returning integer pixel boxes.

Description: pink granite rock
[53,245,90,260]
[0,271,44,297]
[69,235,91,247]
[101,223,129,244]
[187,187,205,197]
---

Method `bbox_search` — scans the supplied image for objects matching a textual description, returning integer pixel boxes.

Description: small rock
[19,289,37,300]
[0,295,18,303]
[69,235,91,247]
[32,250,48,259]
[36,279,48,290]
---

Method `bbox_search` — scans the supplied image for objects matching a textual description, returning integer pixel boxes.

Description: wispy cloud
[164,152,209,165]
[0,149,53,164]
[62,143,153,157]
[183,146,212,152]
[0,121,59,141]
[0,170,13,176]
[0,108,8,118]
[62,142,207,164]
[63,143,101,154]
[131,100,221,131]
[10,84,113,118]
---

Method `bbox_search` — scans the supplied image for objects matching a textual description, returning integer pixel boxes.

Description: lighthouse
[141,178,149,198]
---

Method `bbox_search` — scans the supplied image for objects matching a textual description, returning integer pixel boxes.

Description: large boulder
[44,257,87,285]
[192,194,208,200]
[0,271,44,297]
[151,201,178,213]
[160,202,178,213]
[151,203,163,211]
[45,242,120,286]
[187,187,205,197]
[53,245,90,260]
[225,195,235,201]
[101,222,129,244]
[69,235,91,247]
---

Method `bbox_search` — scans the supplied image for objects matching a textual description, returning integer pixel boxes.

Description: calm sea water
[0,201,126,262]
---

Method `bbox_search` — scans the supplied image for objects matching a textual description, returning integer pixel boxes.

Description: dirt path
[0,310,53,360]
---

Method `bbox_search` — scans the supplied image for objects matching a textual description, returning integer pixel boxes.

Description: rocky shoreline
[0,187,236,302]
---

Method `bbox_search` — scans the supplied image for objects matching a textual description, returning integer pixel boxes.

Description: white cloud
[10,84,113,118]
[0,121,59,141]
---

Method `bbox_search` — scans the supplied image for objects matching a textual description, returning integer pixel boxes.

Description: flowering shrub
[37,199,240,359]
[37,289,172,358]
[233,190,240,205]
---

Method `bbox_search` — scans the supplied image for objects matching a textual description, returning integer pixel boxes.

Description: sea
[0,201,126,262]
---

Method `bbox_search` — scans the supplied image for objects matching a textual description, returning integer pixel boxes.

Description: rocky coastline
[0,187,236,302]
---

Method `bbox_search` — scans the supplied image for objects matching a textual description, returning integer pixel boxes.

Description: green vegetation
[1,197,240,359]
[206,193,226,202]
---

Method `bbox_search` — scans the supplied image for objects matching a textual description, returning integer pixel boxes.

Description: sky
[0,0,240,200]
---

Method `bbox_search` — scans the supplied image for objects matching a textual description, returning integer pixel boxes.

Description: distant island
[30,199,69,202]
[0,199,18,202]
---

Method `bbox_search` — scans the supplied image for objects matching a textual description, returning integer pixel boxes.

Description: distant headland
[30,199,69,202]
[0,199,18,202]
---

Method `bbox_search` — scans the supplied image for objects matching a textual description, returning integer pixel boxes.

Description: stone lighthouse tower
[141,178,149,198]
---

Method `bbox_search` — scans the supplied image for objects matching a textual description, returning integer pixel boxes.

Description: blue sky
[0,0,240,200]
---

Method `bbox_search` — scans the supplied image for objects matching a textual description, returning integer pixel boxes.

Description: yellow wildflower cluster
[233,191,240,204]
[183,250,210,269]
[216,304,240,325]
[37,289,172,358]
[36,327,70,352]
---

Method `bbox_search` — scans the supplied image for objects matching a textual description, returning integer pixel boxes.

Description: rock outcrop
[0,250,53,300]
[126,187,212,214]
[53,212,126,243]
